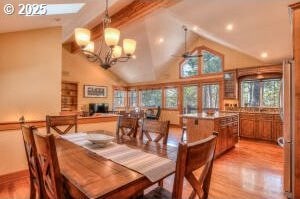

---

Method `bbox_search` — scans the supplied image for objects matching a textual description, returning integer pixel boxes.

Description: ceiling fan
[172,25,202,59]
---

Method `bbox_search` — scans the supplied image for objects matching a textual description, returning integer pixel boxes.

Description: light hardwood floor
[0,128,284,199]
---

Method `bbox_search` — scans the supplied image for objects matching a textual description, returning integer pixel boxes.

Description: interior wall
[0,27,62,122]
[62,47,127,111]
[128,35,267,125]
[0,27,62,176]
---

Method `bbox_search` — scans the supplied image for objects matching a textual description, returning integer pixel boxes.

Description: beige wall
[0,122,117,176]
[0,27,62,175]
[62,48,127,111]
[0,27,62,122]
[130,35,266,86]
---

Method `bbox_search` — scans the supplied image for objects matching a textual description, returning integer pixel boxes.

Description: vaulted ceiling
[1,0,298,83]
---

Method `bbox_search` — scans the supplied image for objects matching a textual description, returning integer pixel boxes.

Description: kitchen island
[182,112,239,157]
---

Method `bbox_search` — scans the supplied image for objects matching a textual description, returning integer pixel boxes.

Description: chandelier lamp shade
[74,0,136,69]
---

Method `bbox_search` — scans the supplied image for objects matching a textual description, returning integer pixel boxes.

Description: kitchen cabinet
[223,70,237,99]
[182,113,239,158]
[239,112,282,142]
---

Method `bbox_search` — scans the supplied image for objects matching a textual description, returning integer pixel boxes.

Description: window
[241,79,281,107]
[165,88,178,109]
[113,90,126,107]
[201,50,222,74]
[241,80,260,107]
[180,47,223,78]
[183,86,198,113]
[140,89,162,107]
[202,84,219,110]
[128,90,138,107]
[262,79,281,107]
[181,57,198,77]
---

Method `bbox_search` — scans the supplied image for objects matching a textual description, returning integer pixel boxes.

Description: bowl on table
[86,134,114,147]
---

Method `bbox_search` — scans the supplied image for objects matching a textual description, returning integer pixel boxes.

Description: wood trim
[289,2,300,9]
[68,0,182,53]
[0,170,29,185]
[0,115,118,132]
[170,124,181,128]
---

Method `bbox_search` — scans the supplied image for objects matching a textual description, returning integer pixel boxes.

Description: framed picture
[84,85,107,98]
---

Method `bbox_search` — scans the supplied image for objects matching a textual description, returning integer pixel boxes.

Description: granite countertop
[181,112,238,119]
[223,110,279,115]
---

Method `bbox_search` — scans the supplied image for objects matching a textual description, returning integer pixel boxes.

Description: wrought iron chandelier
[74,0,137,69]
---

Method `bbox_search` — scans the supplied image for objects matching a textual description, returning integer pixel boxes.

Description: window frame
[128,89,138,108]
[239,78,281,108]
[139,88,163,108]
[179,46,224,79]
[113,89,126,108]
[164,87,179,110]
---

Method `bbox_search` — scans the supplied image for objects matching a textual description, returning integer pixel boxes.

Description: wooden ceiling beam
[67,0,181,53]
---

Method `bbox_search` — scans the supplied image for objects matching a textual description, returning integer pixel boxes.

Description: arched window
[179,46,223,78]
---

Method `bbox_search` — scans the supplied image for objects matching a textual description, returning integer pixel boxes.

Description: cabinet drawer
[240,113,256,119]
[232,115,238,122]
[226,117,233,123]
[220,118,227,125]
[259,114,274,120]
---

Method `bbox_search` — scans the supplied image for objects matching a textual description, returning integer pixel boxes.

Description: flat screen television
[89,103,109,115]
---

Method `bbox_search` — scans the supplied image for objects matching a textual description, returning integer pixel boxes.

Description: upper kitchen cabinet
[223,70,237,99]
[237,65,282,80]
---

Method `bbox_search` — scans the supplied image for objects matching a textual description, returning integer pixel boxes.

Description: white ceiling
[111,0,298,83]
[0,0,298,83]
[0,0,133,41]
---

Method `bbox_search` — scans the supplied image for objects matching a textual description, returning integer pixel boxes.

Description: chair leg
[181,128,186,142]
[158,180,163,187]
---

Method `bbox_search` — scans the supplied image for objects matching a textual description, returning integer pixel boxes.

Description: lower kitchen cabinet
[239,112,283,142]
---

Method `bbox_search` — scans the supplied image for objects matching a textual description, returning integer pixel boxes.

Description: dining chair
[143,132,218,199]
[21,125,45,199]
[46,115,78,135]
[140,119,170,144]
[146,106,161,120]
[33,132,65,199]
[116,116,139,138]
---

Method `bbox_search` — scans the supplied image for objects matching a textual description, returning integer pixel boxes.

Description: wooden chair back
[116,116,139,138]
[46,115,77,135]
[155,106,161,120]
[21,125,45,199]
[141,119,170,144]
[33,132,64,199]
[172,132,218,199]
[129,110,145,119]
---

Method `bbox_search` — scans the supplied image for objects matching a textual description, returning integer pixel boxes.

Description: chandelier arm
[82,50,104,65]
[115,56,131,62]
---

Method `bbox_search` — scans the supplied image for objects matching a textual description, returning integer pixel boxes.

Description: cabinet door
[273,120,283,141]
[233,122,239,144]
[240,118,255,138]
[257,119,273,140]
[220,126,228,152]
[227,123,234,148]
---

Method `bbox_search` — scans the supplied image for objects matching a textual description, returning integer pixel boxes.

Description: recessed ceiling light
[45,3,85,15]
[158,37,164,44]
[193,25,198,31]
[132,55,137,59]
[261,52,268,58]
[226,23,234,31]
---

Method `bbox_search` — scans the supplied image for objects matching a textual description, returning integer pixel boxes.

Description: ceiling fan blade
[171,54,183,58]
[185,54,202,58]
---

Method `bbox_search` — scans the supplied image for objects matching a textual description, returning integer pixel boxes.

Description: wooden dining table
[55,130,178,199]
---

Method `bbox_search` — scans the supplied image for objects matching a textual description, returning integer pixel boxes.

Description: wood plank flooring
[0,128,284,199]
